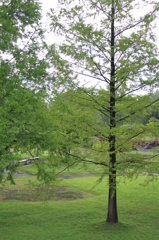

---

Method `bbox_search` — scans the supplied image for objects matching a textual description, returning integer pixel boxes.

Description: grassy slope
[0,176,159,240]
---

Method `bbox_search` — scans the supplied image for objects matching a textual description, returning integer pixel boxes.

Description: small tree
[47,0,159,223]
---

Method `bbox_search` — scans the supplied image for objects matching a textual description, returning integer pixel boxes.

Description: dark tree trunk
[106,170,118,223]
[106,0,118,223]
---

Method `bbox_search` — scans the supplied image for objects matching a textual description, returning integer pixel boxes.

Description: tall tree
[0,0,48,182]
[47,0,159,223]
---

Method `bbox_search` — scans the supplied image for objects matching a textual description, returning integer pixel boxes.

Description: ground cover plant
[0,174,159,240]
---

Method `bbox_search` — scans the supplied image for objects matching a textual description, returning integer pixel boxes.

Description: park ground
[0,157,159,240]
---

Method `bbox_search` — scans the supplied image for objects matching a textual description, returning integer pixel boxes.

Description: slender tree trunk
[106,0,118,223]
[106,166,118,223]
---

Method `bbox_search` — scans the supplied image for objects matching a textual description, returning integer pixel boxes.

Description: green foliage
[0,0,49,182]
[44,88,159,178]
[46,0,159,180]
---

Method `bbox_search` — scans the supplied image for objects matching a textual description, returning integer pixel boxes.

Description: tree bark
[106,169,118,223]
[106,0,118,223]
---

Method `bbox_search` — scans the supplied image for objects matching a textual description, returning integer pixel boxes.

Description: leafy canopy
[45,0,159,179]
[0,0,48,183]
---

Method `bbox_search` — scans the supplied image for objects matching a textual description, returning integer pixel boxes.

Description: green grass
[0,175,159,240]
[17,161,103,176]
[129,151,155,155]
[17,163,38,175]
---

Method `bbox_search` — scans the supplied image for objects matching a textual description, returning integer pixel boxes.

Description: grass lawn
[16,161,104,176]
[0,174,159,240]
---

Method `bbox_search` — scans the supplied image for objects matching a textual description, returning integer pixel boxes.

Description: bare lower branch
[115,9,156,38]
[91,58,110,83]
[73,70,108,83]
[56,160,78,176]
[117,85,145,100]
[64,151,108,167]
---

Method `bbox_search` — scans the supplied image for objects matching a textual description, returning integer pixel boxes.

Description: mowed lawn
[0,174,159,240]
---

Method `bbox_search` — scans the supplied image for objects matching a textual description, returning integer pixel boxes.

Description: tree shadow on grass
[91,220,133,233]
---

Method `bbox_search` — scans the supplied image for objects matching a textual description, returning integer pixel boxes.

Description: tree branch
[64,151,108,167]
[73,70,108,83]
[115,9,156,38]
[117,98,159,123]
[90,58,110,84]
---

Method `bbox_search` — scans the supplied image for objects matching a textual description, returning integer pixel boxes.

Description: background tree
[0,0,48,182]
[46,0,159,223]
